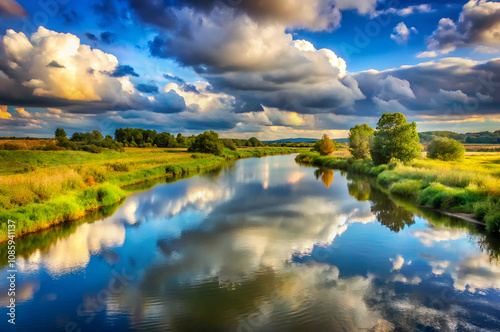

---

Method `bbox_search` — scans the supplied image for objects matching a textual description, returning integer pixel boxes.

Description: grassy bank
[0,147,303,241]
[296,152,500,234]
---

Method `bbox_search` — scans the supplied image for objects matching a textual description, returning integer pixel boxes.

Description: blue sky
[0,0,499,139]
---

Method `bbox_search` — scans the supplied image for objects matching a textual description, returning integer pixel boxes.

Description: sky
[0,0,499,139]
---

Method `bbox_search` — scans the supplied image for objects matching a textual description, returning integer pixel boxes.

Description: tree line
[314,113,465,164]
[48,127,269,154]
[419,130,500,144]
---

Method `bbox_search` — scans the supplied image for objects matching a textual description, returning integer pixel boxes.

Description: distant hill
[263,137,349,144]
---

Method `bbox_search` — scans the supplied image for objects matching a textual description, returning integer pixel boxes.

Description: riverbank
[0,147,305,241]
[296,152,500,234]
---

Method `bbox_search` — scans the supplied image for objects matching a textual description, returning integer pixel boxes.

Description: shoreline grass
[296,152,500,234]
[0,147,304,241]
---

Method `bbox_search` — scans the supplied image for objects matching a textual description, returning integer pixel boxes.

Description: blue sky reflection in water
[1,154,500,331]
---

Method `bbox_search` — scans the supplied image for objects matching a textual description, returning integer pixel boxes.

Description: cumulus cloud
[391,22,417,44]
[15,107,31,118]
[148,8,363,115]
[0,27,185,115]
[377,75,416,100]
[425,0,500,54]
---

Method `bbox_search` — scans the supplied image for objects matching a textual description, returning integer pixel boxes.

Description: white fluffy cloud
[2,27,130,102]
[391,22,417,44]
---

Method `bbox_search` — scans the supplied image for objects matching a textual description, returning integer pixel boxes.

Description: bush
[107,162,129,172]
[41,142,64,151]
[3,142,28,150]
[56,137,78,150]
[314,134,335,156]
[427,137,465,161]
[80,144,103,154]
[474,201,491,220]
[486,211,500,234]
[222,139,237,151]
[389,180,426,198]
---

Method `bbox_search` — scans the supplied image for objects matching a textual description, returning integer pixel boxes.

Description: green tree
[427,137,465,161]
[188,130,224,155]
[314,134,335,156]
[248,137,262,147]
[55,128,66,139]
[222,138,237,151]
[348,124,374,159]
[371,113,421,165]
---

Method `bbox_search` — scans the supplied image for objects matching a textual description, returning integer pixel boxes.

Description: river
[1,154,499,331]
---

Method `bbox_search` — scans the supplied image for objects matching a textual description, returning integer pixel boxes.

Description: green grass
[296,151,500,234]
[0,147,305,241]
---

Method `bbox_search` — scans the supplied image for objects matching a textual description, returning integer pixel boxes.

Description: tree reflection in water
[314,168,334,188]
[346,173,415,233]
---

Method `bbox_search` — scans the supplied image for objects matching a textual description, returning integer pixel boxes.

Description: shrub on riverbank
[295,151,500,233]
[427,137,465,161]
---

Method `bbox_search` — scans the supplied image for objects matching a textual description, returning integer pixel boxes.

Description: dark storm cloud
[109,65,139,77]
[136,84,159,94]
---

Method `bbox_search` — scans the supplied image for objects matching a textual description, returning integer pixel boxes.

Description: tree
[427,137,465,161]
[314,134,335,156]
[248,137,262,147]
[371,113,421,165]
[188,130,224,155]
[55,128,66,139]
[349,124,374,159]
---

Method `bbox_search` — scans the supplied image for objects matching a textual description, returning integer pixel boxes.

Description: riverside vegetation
[298,112,500,234]
[0,129,306,241]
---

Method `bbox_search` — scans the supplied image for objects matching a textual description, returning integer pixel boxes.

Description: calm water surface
[1,154,500,331]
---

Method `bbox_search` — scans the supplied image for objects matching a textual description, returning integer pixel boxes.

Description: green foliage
[389,180,426,198]
[486,211,500,234]
[56,137,78,150]
[419,130,500,144]
[55,128,67,139]
[349,124,374,159]
[248,137,263,147]
[80,144,103,154]
[371,113,422,165]
[314,134,335,156]
[427,137,465,161]
[222,139,238,151]
[188,130,224,155]
[106,162,129,172]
